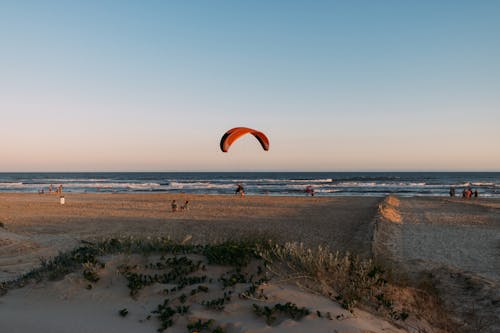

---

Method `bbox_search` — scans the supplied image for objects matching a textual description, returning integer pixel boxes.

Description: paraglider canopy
[220,127,269,152]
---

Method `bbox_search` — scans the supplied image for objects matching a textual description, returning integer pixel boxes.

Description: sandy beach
[0,193,380,281]
[1,193,499,332]
[374,196,500,281]
[374,196,500,331]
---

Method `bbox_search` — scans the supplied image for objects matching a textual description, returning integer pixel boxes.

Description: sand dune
[0,252,405,333]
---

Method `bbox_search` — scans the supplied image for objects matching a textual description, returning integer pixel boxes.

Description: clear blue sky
[1,1,499,171]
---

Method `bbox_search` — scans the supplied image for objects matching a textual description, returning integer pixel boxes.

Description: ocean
[0,172,498,198]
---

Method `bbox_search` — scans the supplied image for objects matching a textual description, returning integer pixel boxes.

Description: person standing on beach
[449,187,455,197]
[474,189,478,198]
[171,200,178,212]
[49,184,53,193]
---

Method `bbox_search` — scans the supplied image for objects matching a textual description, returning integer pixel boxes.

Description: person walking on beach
[235,184,245,197]
[449,187,455,197]
[49,184,53,194]
[474,189,478,198]
[171,200,178,212]
[181,200,189,211]
[305,186,315,196]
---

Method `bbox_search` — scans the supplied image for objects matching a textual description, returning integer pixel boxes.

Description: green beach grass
[0,237,458,332]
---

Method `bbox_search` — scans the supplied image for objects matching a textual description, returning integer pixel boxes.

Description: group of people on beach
[38,184,63,195]
[171,183,246,212]
[234,183,316,197]
[449,187,478,199]
[171,200,189,212]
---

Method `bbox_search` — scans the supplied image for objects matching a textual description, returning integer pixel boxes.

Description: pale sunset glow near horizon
[1,1,499,172]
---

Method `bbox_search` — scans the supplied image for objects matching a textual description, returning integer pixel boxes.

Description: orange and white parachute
[220,127,269,152]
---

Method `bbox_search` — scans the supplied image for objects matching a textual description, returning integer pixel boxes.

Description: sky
[0,0,499,172]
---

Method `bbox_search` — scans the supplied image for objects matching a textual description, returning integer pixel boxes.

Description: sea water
[0,172,498,197]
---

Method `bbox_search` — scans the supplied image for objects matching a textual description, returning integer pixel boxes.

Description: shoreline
[2,191,499,199]
[1,171,499,198]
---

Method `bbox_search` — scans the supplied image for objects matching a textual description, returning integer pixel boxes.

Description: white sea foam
[185,178,333,184]
[284,184,319,189]
[54,182,161,189]
[315,189,342,193]
[333,182,427,187]
[248,178,330,183]
[168,182,234,190]
[0,182,24,187]
[127,183,162,189]
[32,178,112,182]
[289,178,333,183]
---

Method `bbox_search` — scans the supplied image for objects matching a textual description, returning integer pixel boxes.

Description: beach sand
[1,193,499,332]
[0,193,379,281]
[374,196,500,332]
[374,196,500,281]
[0,193,401,333]
[0,252,406,333]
